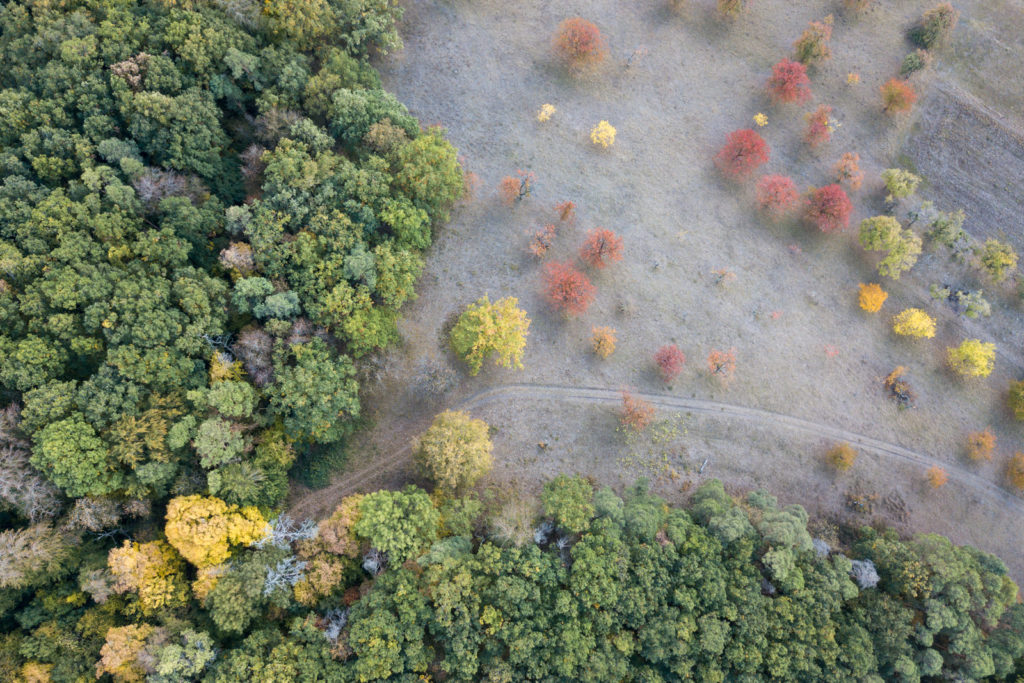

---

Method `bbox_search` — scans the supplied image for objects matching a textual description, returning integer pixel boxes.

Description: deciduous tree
[966,429,995,462]
[947,339,996,378]
[881,79,917,115]
[553,18,607,71]
[766,58,812,103]
[715,129,769,179]
[655,344,686,383]
[707,348,737,382]
[910,3,959,49]
[413,411,494,494]
[755,175,800,218]
[591,327,617,358]
[826,442,857,472]
[620,391,655,432]
[892,309,936,338]
[543,261,596,316]
[164,495,267,568]
[805,184,852,232]
[579,228,624,268]
[833,152,864,191]
[858,283,888,312]
[926,466,948,488]
[804,105,834,147]
[793,15,834,66]
[449,296,530,376]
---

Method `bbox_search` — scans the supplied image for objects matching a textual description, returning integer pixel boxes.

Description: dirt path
[288,382,1024,520]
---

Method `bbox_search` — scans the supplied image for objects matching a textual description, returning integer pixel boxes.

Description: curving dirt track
[288,383,1024,520]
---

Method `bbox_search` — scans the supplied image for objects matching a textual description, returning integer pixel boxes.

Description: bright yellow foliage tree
[591,326,617,358]
[947,339,996,378]
[892,308,935,338]
[590,121,616,148]
[858,283,887,312]
[413,411,494,493]
[164,495,267,568]
[108,540,188,613]
[450,295,530,376]
[926,466,948,489]
[537,103,556,122]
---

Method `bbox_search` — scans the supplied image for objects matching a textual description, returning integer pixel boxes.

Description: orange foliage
[858,283,887,312]
[542,260,596,315]
[591,326,617,359]
[707,348,737,382]
[881,78,917,115]
[498,170,534,205]
[553,17,607,70]
[528,224,557,258]
[926,466,948,489]
[826,442,857,472]
[966,429,996,462]
[804,105,833,147]
[555,200,577,223]
[579,228,624,269]
[620,391,655,432]
[833,152,864,191]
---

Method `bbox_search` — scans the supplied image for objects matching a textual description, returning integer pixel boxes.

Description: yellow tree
[413,411,494,494]
[858,283,887,312]
[926,466,948,489]
[947,339,996,378]
[892,308,936,338]
[164,495,267,568]
[108,540,188,613]
[96,624,155,682]
[966,429,995,462]
[450,296,530,376]
[591,326,617,358]
[826,442,856,472]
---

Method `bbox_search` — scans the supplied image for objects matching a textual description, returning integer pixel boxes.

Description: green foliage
[858,216,922,279]
[31,414,120,498]
[881,168,922,201]
[354,486,441,562]
[975,239,1018,282]
[413,411,494,493]
[541,474,595,533]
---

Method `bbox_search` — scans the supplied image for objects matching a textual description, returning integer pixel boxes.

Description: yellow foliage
[826,442,856,472]
[591,326,617,359]
[209,353,244,383]
[926,466,948,489]
[18,662,53,683]
[108,540,188,613]
[96,624,154,683]
[590,120,616,148]
[753,113,768,127]
[966,429,996,461]
[191,564,227,604]
[858,283,887,312]
[892,308,935,338]
[537,103,556,122]
[947,339,996,378]
[164,495,268,568]
[847,72,860,85]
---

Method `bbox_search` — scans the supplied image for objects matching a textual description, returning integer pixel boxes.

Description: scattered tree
[826,442,857,472]
[947,339,996,378]
[707,348,738,383]
[881,78,917,115]
[966,429,996,462]
[766,58,812,103]
[804,184,853,232]
[413,411,494,494]
[655,344,686,383]
[553,17,607,71]
[1008,380,1024,420]
[528,224,557,258]
[715,129,770,179]
[579,228,624,268]
[543,261,597,316]
[498,170,535,205]
[881,168,922,202]
[590,121,616,148]
[620,391,655,432]
[910,3,959,49]
[1007,452,1024,491]
[793,15,834,66]
[859,216,922,279]
[755,175,800,218]
[591,327,617,359]
[858,283,888,312]
[555,200,577,223]
[536,103,556,122]
[804,105,834,147]
[975,239,1018,282]
[449,296,531,376]
[892,308,936,338]
[716,0,752,19]
[926,466,948,489]
[833,152,864,191]
[885,366,916,409]
[900,49,934,77]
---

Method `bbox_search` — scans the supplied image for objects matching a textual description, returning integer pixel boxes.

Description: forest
[2,0,1024,680]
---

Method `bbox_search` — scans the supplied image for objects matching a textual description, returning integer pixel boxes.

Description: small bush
[591,327,616,359]
[858,283,888,312]
[926,208,966,249]
[579,228,624,269]
[553,18,607,71]
[881,79,917,115]
[590,121,616,148]
[884,366,916,409]
[833,152,864,191]
[804,184,852,233]
[755,175,800,219]
[900,49,934,77]
[926,466,948,489]
[892,308,936,338]
[910,3,959,49]
[1008,380,1024,420]
[542,261,596,316]
[947,339,996,378]
[536,103,556,122]
[707,348,737,383]
[804,105,833,147]
[766,58,812,103]
[793,15,834,66]
[554,200,577,223]
[975,239,1018,282]
[717,0,751,19]
[620,391,655,432]
[966,429,995,462]
[527,224,557,259]
[715,129,769,179]
[881,168,921,202]
[1007,452,1024,491]
[826,442,856,472]
[498,170,534,205]
[654,344,686,383]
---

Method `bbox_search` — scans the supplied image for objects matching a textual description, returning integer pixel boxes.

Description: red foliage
[553,18,606,70]
[528,224,557,258]
[766,58,812,103]
[804,184,853,233]
[715,129,769,179]
[579,228,624,269]
[498,170,535,205]
[880,78,917,115]
[542,260,596,315]
[654,344,686,383]
[554,200,577,223]
[755,175,800,218]
[620,391,655,432]
[804,104,833,147]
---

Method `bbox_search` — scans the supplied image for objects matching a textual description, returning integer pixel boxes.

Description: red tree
[715,129,769,179]
[755,175,800,218]
[805,184,853,232]
[766,58,812,104]
[553,18,606,70]
[880,78,917,115]
[654,344,686,383]
[579,228,624,269]
[543,260,596,315]
[804,104,833,147]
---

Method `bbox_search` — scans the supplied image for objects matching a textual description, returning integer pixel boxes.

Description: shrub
[881,168,921,202]
[579,228,624,269]
[975,239,1018,282]
[804,184,852,233]
[654,344,686,383]
[910,3,959,49]
[947,339,996,378]
[885,366,916,409]
[498,170,534,205]
[858,283,888,312]
[554,200,577,223]
[716,0,751,19]
[620,391,655,432]
[1009,380,1024,420]
[900,49,934,77]
[926,466,948,489]
[804,105,833,147]
[859,216,922,279]
[528,224,557,258]
[413,411,493,494]
[590,121,616,148]
[793,15,834,66]
[1008,452,1024,491]
[892,308,936,338]
[591,327,616,359]
[553,17,607,71]
[450,296,531,376]
[881,79,917,115]
[755,175,800,218]
[707,348,737,383]
[826,442,856,472]
[926,208,966,249]
[543,261,596,316]
[966,429,995,462]
[766,58,812,103]
[536,103,556,122]
[833,152,864,191]
[715,129,769,179]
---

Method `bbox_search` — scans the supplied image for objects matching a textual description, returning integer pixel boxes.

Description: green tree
[354,486,440,562]
[31,413,121,497]
[541,474,595,534]
[413,410,494,493]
